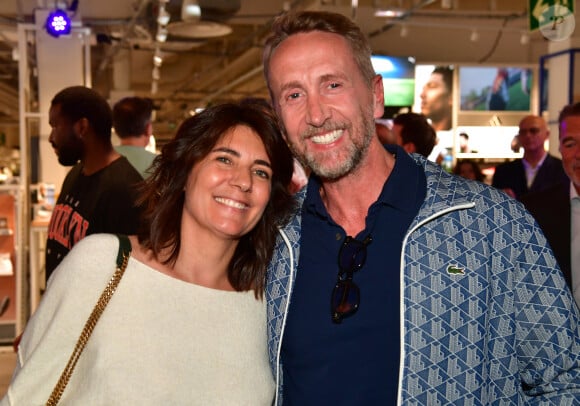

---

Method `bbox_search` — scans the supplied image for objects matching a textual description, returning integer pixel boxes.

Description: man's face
[48,104,84,166]
[559,116,580,193]
[518,116,548,155]
[267,31,383,180]
[420,72,451,122]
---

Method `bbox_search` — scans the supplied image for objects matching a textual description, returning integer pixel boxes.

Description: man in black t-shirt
[45,86,143,281]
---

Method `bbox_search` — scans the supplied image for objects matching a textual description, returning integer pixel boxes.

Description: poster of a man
[419,66,453,131]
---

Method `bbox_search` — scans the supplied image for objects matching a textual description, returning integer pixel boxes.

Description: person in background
[2,102,295,405]
[453,159,485,182]
[375,118,394,145]
[112,96,157,178]
[492,114,568,200]
[262,10,580,405]
[391,112,436,157]
[521,102,580,305]
[487,68,509,110]
[420,65,453,132]
[45,86,143,282]
[458,132,474,153]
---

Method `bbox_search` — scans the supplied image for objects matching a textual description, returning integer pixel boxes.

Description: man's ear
[73,118,89,138]
[372,74,385,119]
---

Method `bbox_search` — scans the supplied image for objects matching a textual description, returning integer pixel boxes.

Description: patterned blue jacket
[266,155,580,405]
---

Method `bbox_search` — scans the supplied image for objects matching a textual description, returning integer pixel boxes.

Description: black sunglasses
[331,235,372,323]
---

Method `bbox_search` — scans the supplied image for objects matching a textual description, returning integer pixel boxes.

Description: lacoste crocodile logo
[447,265,465,275]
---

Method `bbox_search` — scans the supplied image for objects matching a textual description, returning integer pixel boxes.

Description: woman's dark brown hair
[136,102,295,298]
[453,159,485,183]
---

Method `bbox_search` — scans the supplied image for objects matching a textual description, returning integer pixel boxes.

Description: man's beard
[55,137,83,166]
[290,105,375,181]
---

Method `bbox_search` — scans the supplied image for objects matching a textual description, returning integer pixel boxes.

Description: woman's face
[182,125,273,241]
[458,162,476,180]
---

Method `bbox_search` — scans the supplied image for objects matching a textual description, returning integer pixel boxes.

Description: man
[458,132,473,153]
[112,96,157,178]
[391,112,436,157]
[420,66,453,132]
[45,86,143,281]
[492,115,568,200]
[263,10,580,405]
[521,102,580,305]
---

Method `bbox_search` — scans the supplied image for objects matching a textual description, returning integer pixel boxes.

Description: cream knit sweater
[2,234,274,405]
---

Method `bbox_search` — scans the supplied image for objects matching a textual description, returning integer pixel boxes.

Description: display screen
[371,55,415,107]
[459,66,532,111]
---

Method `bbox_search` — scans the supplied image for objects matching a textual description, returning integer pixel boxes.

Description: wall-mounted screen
[371,55,415,108]
[459,66,532,112]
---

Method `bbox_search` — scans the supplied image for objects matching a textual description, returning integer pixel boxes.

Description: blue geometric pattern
[266,155,580,405]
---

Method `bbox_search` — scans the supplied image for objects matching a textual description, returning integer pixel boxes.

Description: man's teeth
[215,197,247,209]
[311,130,341,144]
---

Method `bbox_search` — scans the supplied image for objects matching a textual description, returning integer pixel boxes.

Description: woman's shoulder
[47,234,123,290]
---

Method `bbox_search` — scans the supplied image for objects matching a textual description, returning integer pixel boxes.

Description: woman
[2,102,295,405]
[453,159,485,183]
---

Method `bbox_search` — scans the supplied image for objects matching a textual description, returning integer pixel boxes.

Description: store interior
[0,0,578,345]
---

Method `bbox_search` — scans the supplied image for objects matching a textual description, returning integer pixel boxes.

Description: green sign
[529,0,574,31]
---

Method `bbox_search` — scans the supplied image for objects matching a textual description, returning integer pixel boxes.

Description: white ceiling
[0,0,559,139]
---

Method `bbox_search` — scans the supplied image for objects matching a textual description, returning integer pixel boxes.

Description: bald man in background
[492,115,568,200]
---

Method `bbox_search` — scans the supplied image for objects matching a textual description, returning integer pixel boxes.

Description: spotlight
[520,32,530,45]
[181,0,201,22]
[470,29,479,42]
[45,9,72,38]
[156,27,168,42]
[157,6,170,26]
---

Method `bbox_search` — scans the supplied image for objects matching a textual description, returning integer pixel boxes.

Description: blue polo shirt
[281,145,427,405]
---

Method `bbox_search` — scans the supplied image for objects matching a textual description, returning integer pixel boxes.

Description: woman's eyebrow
[212,147,272,168]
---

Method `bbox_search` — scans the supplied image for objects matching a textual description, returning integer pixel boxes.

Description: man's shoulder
[107,156,144,180]
[521,180,569,208]
[494,158,521,171]
[115,145,156,158]
[543,153,565,169]
[545,153,562,163]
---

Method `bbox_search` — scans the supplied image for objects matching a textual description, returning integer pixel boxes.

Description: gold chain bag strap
[46,234,132,406]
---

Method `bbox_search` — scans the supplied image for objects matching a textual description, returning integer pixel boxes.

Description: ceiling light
[520,32,530,45]
[156,27,168,42]
[181,0,201,22]
[470,29,479,42]
[400,25,408,37]
[157,6,170,26]
[45,9,72,38]
[374,9,405,18]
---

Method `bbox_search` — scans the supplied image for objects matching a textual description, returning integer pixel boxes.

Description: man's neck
[522,149,547,168]
[319,142,394,236]
[82,147,120,176]
[119,134,149,147]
